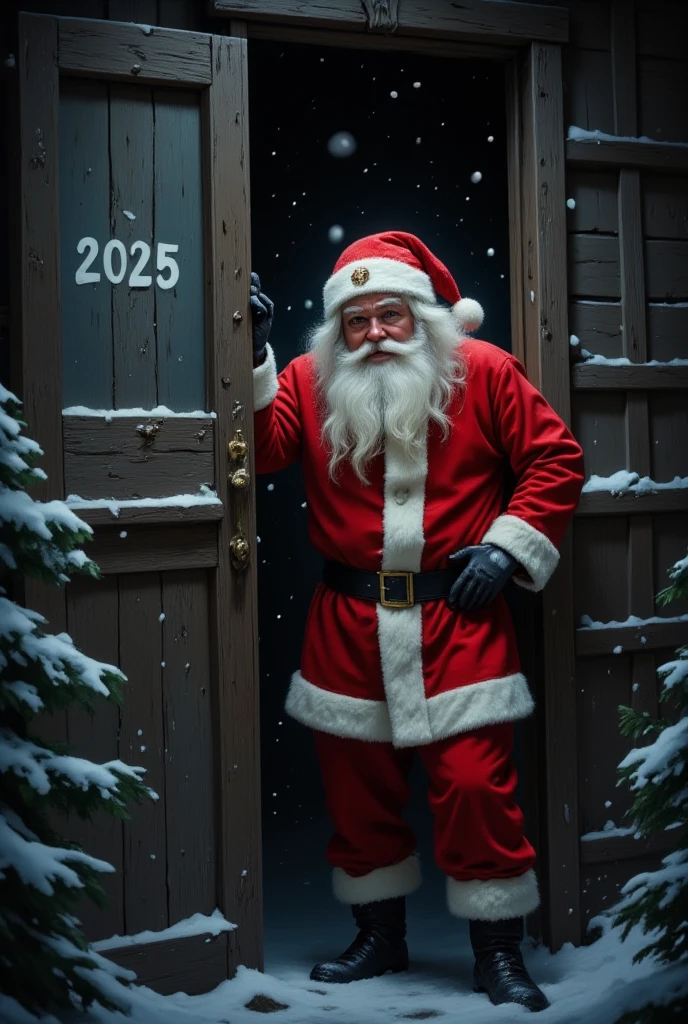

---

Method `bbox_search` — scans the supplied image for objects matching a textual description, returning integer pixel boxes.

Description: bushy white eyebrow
[342,297,403,315]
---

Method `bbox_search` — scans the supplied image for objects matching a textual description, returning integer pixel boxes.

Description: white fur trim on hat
[324,257,436,318]
[452,298,484,333]
[333,853,422,904]
[446,868,540,921]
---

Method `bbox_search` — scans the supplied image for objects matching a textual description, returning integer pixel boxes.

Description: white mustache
[341,337,419,365]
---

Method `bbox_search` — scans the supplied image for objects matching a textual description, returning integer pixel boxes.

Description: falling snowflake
[487,248,495,257]
[304,299,313,309]
[267,483,275,491]
[327,131,357,157]
[119,530,127,538]
[567,198,576,209]
[470,171,482,183]
[413,81,421,88]
[328,225,345,244]
[487,135,494,142]
[390,90,398,98]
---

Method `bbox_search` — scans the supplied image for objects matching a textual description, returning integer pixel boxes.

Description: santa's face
[341,292,415,362]
[307,290,463,483]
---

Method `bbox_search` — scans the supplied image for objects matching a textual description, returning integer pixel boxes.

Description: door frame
[210,0,578,953]
[11,12,262,988]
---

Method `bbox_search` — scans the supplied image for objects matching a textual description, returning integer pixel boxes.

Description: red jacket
[253,338,584,748]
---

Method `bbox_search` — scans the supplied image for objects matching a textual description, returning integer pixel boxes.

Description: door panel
[15,13,261,991]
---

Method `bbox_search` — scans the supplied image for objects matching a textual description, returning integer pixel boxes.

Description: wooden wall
[556,0,687,935]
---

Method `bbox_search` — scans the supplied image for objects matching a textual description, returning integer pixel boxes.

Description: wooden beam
[565,138,688,173]
[204,28,264,979]
[86,523,218,573]
[575,619,688,656]
[572,364,688,390]
[57,17,212,85]
[210,0,569,45]
[580,829,680,865]
[102,932,231,995]
[70,502,224,527]
[577,488,688,516]
[521,41,580,953]
[14,14,68,644]
[244,20,513,60]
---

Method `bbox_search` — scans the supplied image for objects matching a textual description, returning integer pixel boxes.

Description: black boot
[470,917,550,1012]
[310,895,409,983]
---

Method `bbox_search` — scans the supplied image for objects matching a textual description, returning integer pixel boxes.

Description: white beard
[309,300,467,484]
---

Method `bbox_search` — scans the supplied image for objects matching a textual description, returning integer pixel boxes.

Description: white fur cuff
[481,514,560,593]
[446,868,540,921]
[333,853,422,904]
[253,343,279,412]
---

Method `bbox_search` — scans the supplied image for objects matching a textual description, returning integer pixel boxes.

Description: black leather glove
[447,543,519,611]
[250,271,274,367]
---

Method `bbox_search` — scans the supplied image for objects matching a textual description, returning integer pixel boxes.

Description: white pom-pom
[452,297,484,333]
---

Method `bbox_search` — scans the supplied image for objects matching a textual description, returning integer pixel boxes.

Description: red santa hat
[322,230,484,333]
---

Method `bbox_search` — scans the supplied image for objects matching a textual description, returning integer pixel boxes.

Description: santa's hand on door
[250,272,274,367]
[447,544,519,611]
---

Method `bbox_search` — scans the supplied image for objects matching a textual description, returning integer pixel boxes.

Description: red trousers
[312,723,539,920]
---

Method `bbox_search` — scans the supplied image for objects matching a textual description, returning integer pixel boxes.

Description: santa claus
[251,231,584,1012]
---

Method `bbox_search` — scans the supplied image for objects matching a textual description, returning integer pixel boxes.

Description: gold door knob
[228,429,249,460]
[230,531,250,570]
[229,468,250,489]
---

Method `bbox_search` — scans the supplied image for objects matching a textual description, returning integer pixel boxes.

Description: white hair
[305,297,468,484]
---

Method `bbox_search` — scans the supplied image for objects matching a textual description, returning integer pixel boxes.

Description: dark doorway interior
[248,38,514,974]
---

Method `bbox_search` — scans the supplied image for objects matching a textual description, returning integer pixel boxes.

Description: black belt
[323,559,457,609]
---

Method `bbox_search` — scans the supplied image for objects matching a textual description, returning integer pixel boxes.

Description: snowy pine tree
[0,382,155,1019]
[609,550,688,1022]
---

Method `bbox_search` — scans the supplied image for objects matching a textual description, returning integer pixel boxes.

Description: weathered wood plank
[210,0,569,44]
[205,30,263,976]
[638,56,688,145]
[65,451,214,500]
[521,40,579,952]
[162,570,215,923]
[565,171,618,235]
[154,90,205,411]
[244,20,513,60]
[568,234,620,298]
[59,79,112,409]
[64,575,123,942]
[14,14,68,685]
[572,364,688,389]
[569,301,622,357]
[110,84,157,408]
[646,240,688,301]
[85,523,219,574]
[643,177,688,240]
[566,138,688,173]
[118,573,167,935]
[58,18,212,86]
[102,932,231,996]
[63,415,215,454]
[647,303,688,363]
[580,828,681,865]
[70,503,224,527]
[577,489,688,515]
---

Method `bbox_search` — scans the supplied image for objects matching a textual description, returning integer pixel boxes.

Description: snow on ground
[52,914,687,1024]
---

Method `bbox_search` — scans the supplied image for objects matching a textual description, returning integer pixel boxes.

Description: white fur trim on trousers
[333,852,422,904]
[446,868,540,921]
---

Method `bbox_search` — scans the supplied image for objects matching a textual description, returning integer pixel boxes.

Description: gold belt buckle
[378,571,415,609]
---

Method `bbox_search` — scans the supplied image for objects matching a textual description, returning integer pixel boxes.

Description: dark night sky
[248,39,513,835]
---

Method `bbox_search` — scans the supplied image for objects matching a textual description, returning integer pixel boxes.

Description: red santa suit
[253,232,585,921]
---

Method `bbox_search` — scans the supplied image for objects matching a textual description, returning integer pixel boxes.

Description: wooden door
[11,13,261,993]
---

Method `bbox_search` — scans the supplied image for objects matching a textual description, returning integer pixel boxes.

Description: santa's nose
[366,318,387,340]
